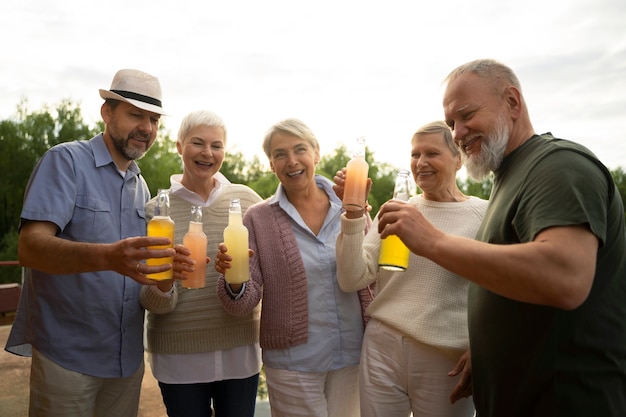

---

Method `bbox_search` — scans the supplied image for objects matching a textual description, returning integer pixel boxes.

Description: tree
[611,167,626,219]
[458,176,493,200]
[0,100,97,283]
[221,150,280,198]
[220,149,252,185]
[136,126,182,196]
[0,232,20,284]
[317,144,350,179]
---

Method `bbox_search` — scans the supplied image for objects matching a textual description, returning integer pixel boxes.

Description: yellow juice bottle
[223,198,250,284]
[378,169,411,271]
[146,189,175,280]
[343,137,369,211]
[378,235,410,271]
[183,205,207,289]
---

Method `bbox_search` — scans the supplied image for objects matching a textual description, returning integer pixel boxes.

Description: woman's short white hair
[177,110,227,145]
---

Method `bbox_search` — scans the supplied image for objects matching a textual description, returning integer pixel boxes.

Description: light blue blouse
[262,175,364,372]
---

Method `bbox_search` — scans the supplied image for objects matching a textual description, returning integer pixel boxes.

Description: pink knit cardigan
[217,199,373,350]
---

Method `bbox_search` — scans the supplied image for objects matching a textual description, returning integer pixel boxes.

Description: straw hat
[99,69,166,115]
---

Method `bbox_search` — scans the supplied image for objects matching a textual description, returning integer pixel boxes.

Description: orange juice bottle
[343,137,369,211]
[378,169,411,271]
[223,198,250,284]
[146,189,175,280]
[183,205,207,289]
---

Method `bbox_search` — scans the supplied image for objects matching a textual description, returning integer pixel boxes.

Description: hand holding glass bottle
[146,189,175,280]
[378,170,411,271]
[183,205,207,289]
[342,137,370,211]
[223,198,250,284]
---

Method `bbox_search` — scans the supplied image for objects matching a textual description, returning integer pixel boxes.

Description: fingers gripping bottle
[146,189,175,280]
[378,169,411,271]
[223,198,250,284]
[342,136,369,211]
[183,205,207,289]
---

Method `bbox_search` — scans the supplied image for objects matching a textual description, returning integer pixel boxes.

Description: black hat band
[111,90,162,108]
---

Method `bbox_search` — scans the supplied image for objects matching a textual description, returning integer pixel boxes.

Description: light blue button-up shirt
[262,175,364,372]
[6,134,149,378]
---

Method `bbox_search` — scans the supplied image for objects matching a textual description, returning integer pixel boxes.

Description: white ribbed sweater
[336,195,488,360]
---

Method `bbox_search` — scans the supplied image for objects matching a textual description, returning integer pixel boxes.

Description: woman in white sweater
[335,121,487,417]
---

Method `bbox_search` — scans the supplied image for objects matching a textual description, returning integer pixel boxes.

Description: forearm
[18,231,113,274]
[378,202,597,310]
[336,214,377,292]
[422,227,596,309]
[140,285,177,314]
[216,273,261,316]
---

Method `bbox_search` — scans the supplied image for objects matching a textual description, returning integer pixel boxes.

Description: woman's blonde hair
[262,118,319,158]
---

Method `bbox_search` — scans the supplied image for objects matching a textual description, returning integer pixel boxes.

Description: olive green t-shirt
[469,134,626,416]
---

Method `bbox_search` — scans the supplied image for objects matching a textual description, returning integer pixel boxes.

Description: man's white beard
[463,118,509,181]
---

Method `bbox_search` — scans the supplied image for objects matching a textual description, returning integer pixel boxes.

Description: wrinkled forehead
[443,74,490,115]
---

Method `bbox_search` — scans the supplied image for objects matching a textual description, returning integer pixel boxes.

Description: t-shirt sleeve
[512,149,609,245]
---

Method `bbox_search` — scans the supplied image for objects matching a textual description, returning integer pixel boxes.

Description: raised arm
[377,201,597,310]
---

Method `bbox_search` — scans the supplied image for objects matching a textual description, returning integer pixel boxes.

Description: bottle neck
[188,221,203,233]
[228,211,243,226]
[155,190,170,216]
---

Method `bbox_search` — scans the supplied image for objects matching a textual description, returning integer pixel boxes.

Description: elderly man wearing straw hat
[5,69,193,417]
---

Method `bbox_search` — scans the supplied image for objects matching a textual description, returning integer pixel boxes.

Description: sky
[1,0,625,176]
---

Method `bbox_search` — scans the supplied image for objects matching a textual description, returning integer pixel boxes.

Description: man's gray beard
[463,120,509,181]
[111,135,148,161]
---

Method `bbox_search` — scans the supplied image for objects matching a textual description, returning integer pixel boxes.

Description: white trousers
[359,319,475,417]
[264,364,359,417]
[29,348,144,417]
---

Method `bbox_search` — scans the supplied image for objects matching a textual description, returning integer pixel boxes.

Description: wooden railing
[0,261,22,317]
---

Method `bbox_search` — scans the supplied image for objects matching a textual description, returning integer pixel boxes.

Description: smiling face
[410,132,462,200]
[101,100,161,169]
[443,73,511,180]
[177,124,225,186]
[268,130,320,195]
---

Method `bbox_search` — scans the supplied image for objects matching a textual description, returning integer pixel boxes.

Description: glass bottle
[146,189,175,280]
[378,169,411,271]
[183,205,207,289]
[342,136,369,211]
[223,198,250,284]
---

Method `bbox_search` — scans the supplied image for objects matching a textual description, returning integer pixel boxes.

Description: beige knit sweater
[336,195,488,360]
[140,184,262,354]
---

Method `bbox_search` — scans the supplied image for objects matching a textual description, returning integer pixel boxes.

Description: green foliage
[220,147,253,185]
[0,230,20,284]
[257,366,268,400]
[611,167,626,219]
[317,144,350,179]
[136,126,182,196]
[369,171,396,216]
[0,119,24,238]
[221,149,279,198]
[457,175,493,200]
[0,99,97,246]
[247,173,280,199]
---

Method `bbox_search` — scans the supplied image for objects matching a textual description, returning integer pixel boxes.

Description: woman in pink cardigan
[215,118,371,417]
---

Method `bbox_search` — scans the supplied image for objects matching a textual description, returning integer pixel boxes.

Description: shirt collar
[169,172,230,206]
[270,174,341,208]
[90,134,140,175]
